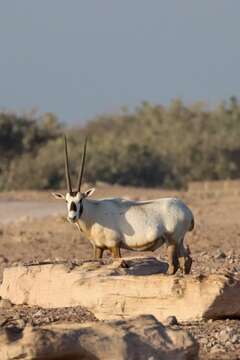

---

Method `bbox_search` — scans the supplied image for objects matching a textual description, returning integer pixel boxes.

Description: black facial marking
[71,191,78,196]
[79,199,83,217]
[70,202,77,212]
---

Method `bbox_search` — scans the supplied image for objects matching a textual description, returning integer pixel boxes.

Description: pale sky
[0,1,239,123]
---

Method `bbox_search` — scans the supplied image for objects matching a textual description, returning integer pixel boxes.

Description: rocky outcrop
[0,257,240,321]
[0,315,198,360]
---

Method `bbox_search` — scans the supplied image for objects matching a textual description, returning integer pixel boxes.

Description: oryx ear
[83,188,95,198]
[51,192,65,200]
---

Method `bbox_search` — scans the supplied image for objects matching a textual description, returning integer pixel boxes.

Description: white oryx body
[76,196,194,252]
[52,136,194,274]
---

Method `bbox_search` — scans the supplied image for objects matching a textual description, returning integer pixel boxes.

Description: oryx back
[85,197,193,251]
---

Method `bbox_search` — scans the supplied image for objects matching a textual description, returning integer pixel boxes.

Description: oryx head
[52,136,95,223]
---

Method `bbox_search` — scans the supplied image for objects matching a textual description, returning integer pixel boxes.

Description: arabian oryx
[52,136,194,275]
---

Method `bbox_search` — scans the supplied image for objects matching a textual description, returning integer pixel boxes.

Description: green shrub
[1,97,240,190]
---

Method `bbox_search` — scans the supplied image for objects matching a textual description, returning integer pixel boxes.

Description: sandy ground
[0,185,240,359]
[0,201,64,224]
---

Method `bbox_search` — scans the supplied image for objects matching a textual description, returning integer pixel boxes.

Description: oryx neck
[78,198,99,229]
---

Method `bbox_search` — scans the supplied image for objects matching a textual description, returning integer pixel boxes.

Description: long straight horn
[64,135,72,194]
[77,137,88,193]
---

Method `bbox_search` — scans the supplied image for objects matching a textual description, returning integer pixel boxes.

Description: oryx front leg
[111,246,121,258]
[94,246,104,259]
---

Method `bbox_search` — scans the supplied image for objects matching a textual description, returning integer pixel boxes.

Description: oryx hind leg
[178,239,192,274]
[166,235,178,275]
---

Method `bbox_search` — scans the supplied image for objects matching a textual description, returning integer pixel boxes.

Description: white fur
[68,195,194,252]
[52,190,194,252]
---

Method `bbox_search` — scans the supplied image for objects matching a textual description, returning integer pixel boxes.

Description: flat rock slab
[0,257,240,321]
[0,315,198,360]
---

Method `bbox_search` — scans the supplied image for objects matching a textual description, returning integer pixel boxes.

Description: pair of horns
[64,135,87,194]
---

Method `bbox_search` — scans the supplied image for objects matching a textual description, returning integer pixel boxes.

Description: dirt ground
[0,184,240,359]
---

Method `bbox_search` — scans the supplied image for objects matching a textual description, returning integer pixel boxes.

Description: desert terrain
[0,184,240,359]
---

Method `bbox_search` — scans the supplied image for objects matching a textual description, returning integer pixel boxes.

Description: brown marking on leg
[110,247,128,267]
[178,256,185,273]
[173,249,179,272]
[94,246,104,259]
[165,233,178,275]
[178,240,192,274]
[167,243,177,275]
[185,248,192,274]
[111,246,121,258]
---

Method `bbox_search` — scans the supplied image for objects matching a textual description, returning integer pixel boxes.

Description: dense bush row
[1,97,240,190]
